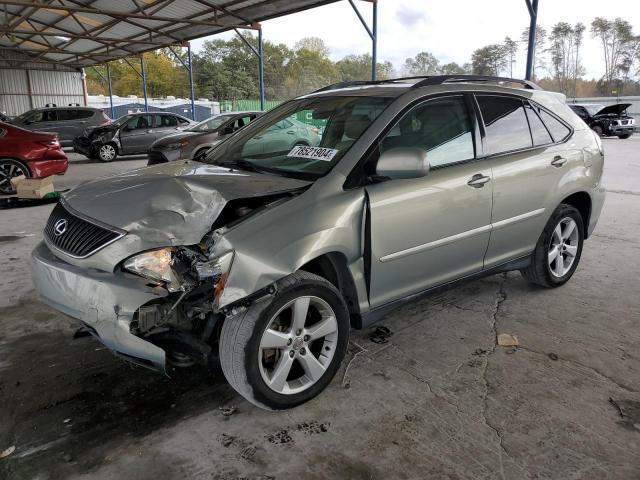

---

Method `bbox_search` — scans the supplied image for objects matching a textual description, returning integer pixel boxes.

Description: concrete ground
[1,140,639,480]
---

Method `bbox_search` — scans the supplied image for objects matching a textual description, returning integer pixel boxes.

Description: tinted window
[57,109,77,121]
[157,115,178,127]
[76,109,94,119]
[29,110,57,123]
[126,115,152,130]
[477,96,532,154]
[536,107,571,142]
[381,95,474,168]
[524,103,553,146]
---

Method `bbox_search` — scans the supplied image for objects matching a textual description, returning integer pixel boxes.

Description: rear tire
[98,143,117,162]
[617,133,632,139]
[0,159,30,195]
[592,125,604,136]
[520,204,584,288]
[219,271,350,410]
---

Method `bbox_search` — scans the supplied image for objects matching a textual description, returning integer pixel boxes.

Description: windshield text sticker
[287,146,338,162]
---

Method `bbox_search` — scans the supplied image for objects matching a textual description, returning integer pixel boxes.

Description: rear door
[55,109,83,143]
[366,94,493,308]
[479,95,578,268]
[155,114,182,139]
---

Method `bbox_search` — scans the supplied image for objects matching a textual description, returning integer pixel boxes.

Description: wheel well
[0,158,31,176]
[561,192,591,238]
[299,253,360,321]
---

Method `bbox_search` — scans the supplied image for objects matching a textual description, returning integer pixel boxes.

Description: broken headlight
[123,247,181,291]
[195,251,234,299]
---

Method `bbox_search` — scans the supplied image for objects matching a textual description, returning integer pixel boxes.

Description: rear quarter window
[535,107,572,143]
[476,95,532,155]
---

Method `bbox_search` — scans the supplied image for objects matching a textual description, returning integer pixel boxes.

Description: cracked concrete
[1,138,640,479]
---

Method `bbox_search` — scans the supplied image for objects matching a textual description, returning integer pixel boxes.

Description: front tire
[521,204,584,288]
[617,133,632,139]
[592,125,604,136]
[219,271,350,410]
[98,143,117,162]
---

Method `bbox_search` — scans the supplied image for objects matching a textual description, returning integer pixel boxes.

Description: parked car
[241,117,322,157]
[0,122,68,194]
[10,107,110,146]
[148,112,262,165]
[73,112,195,162]
[568,103,635,138]
[31,75,604,410]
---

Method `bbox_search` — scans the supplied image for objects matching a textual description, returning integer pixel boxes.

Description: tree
[547,22,575,95]
[336,54,393,81]
[573,23,586,97]
[504,36,518,77]
[471,45,508,76]
[294,37,330,57]
[403,52,440,76]
[521,26,547,78]
[591,17,635,93]
[440,62,468,75]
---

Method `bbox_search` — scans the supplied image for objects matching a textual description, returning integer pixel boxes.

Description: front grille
[621,120,629,125]
[44,202,125,258]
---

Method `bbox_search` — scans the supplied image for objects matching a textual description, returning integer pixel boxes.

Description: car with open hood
[147,112,262,165]
[32,75,605,410]
[568,103,635,138]
[73,112,195,162]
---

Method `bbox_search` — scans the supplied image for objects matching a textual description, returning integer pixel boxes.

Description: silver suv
[31,75,605,410]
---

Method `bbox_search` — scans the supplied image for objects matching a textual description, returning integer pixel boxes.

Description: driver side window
[126,115,152,130]
[380,96,475,168]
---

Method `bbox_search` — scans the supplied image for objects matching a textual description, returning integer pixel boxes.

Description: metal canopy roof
[0,0,342,69]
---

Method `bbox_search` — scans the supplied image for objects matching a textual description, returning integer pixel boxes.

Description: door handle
[467,174,491,188]
[551,156,567,167]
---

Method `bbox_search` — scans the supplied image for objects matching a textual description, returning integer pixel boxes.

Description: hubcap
[548,217,579,278]
[258,296,338,395]
[0,162,27,194]
[100,145,115,160]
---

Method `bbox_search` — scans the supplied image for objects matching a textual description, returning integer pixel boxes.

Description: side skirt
[356,254,532,329]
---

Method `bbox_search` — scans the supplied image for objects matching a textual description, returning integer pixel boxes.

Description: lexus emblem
[53,219,68,236]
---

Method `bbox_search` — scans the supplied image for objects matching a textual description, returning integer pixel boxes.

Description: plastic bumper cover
[30,241,168,371]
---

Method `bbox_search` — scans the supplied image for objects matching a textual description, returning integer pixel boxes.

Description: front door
[120,115,154,154]
[366,95,493,308]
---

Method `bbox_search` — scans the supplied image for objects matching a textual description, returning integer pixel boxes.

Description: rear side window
[477,95,532,155]
[29,110,57,123]
[57,109,77,121]
[76,110,94,119]
[380,95,474,168]
[524,102,553,146]
[535,107,571,142]
[177,117,190,126]
[158,115,178,127]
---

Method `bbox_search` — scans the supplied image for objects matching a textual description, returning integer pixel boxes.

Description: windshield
[583,104,604,115]
[204,96,393,179]
[112,114,135,127]
[190,114,236,132]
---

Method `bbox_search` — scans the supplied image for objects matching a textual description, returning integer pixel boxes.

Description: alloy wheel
[548,217,579,277]
[258,296,338,395]
[99,144,116,161]
[0,161,28,194]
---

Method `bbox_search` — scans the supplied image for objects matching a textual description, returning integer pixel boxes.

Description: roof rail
[312,76,434,94]
[412,75,542,90]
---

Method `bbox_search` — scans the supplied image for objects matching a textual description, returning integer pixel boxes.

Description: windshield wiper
[216,159,271,174]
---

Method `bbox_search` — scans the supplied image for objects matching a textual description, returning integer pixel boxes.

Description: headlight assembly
[194,251,234,299]
[123,247,182,291]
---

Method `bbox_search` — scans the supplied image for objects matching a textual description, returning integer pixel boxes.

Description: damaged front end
[123,244,235,368]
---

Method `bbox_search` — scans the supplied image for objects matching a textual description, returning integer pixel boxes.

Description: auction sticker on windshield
[287,146,338,161]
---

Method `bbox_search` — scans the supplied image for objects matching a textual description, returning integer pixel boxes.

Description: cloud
[394,4,430,27]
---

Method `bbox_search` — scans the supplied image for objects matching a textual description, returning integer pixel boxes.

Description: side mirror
[376,147,429,180]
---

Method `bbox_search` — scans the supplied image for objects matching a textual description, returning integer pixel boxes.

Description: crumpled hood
[63,161,310,249]
[594,103,632,117]
[86,124,117,139]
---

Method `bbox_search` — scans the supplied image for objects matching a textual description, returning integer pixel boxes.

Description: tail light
[37,138,60,148]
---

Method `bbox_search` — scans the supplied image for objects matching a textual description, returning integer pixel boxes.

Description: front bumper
[147,148,181,165]
[29,158,68,177]
[609,125,634,135]
[30,242,168,370]
[72,137,96,157]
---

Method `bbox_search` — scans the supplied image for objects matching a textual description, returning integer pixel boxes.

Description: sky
[190,0,640,80]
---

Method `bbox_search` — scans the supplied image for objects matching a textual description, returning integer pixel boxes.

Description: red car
[0,122,68,194]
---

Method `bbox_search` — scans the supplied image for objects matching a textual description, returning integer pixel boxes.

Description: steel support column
[106,63,114,119]
[168,44,197,119]
[258,27,265,110]
[525,0,539,80]
[234,26,265,111]
[348,0,377,80]
[140,55,148,112]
